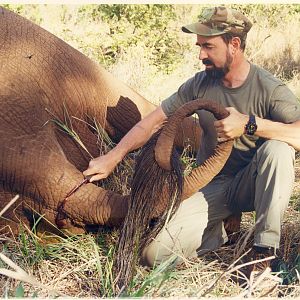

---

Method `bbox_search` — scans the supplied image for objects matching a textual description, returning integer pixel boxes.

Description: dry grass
[1,211,299,297]
[1,148,299,297]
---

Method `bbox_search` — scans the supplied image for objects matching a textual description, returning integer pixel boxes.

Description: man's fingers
[83,169,93,177]
[225,106,236,113]
[84,174,93,182]
[214,120,223,128]
[88,173,107,182]
[217,137,230,143]
[83,169,107,182]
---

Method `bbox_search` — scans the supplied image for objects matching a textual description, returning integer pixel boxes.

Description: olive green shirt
[161,63,300,175]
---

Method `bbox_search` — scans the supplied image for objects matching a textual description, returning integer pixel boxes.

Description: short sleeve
[270,85,300,123]
[161,75,197,117]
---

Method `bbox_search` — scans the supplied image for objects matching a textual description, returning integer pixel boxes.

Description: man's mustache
[202,58,214,66]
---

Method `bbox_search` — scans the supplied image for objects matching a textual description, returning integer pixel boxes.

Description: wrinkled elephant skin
[0,7,201,235]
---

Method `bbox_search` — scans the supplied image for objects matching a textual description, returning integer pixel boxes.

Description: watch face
[246,123,257,135]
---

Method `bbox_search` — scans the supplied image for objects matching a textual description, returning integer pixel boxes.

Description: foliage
[76,4,183,73]
[230,4,300,26]
[2,4,42,23]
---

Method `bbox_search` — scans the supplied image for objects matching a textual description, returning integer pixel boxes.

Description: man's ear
[231,37,241,53]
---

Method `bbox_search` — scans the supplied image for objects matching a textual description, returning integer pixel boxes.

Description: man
[84,6,300,276]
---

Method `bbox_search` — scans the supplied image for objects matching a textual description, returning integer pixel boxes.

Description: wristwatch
[245,115,257,135]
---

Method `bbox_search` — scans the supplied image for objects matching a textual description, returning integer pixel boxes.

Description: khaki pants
[141,140,295,267]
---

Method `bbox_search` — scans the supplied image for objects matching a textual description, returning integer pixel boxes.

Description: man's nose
[199,48,208,60]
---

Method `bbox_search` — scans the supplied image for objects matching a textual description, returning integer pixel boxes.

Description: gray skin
[0,7,235,236]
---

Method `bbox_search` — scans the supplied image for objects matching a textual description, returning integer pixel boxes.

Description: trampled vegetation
[1,4,299,298]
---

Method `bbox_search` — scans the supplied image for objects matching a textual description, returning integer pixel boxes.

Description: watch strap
[245,115,257,135]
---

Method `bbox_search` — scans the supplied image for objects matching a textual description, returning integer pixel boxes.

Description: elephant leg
[0,188,85,239]
[2,123,127,235]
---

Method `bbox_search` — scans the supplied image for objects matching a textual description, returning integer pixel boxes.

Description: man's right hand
[83,106,167,182]
[83,150,121,182]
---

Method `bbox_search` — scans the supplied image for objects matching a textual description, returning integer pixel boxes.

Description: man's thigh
[226,140,295,213]
[141,175,233,266]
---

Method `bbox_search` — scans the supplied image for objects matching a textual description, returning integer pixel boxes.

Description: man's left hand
[214,107,248,142]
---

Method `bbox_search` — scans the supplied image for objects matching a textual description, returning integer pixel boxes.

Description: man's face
[196,35,233,79]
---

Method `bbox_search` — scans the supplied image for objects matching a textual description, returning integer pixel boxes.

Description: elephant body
[0,7,203,234]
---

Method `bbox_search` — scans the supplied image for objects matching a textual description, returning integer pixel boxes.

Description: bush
[76,4,184,73]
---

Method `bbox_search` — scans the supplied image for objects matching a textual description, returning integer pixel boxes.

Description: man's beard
[203,52,233,80]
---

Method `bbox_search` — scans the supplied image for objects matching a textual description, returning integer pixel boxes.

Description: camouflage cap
[182,6,252,36]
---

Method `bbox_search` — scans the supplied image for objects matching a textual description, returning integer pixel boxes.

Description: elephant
[0,7,234,237]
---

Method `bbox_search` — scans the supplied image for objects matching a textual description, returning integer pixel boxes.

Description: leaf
[32,291,39,298]
[15,282,25,298]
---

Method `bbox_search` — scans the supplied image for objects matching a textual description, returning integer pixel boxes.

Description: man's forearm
[109,123,161,163]
[109,106,167,163]
[83,106,167,182]
[256,118,300,151]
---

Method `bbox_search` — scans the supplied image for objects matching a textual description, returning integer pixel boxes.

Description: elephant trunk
[55,179,129,229]
[154,99,233,199]
[181,140,232,199]
[114,99,233,291]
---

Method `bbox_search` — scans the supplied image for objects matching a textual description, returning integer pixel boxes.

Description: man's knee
[140,240,186,267]
[140,222,204,267]
[257,140,295,163]
[140,194,209,267]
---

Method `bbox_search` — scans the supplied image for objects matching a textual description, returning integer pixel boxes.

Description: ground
[0,156,299,298]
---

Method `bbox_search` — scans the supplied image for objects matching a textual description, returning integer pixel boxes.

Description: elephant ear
[154,98,233,199]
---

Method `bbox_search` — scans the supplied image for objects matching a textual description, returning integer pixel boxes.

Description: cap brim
[182,22,225,36]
